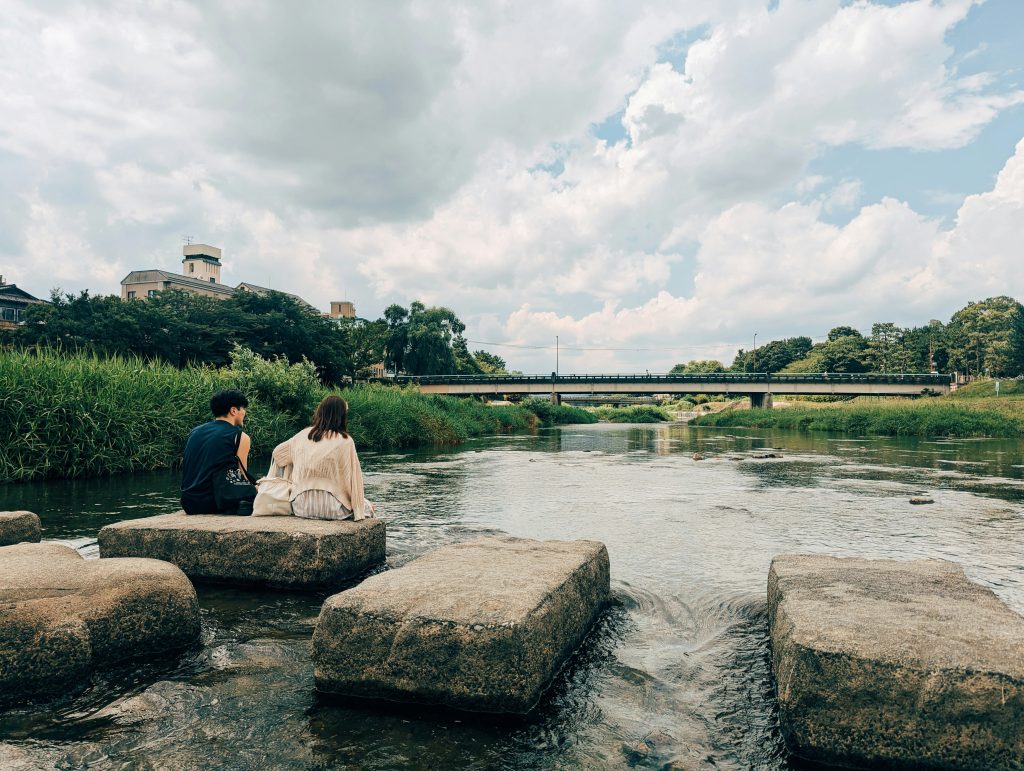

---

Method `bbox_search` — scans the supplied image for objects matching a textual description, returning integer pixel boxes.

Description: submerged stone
[98,512,385,589]
[0,511,41,546]
[313,535,610,713]
[769,554,1024,770]
[0,542,200,707]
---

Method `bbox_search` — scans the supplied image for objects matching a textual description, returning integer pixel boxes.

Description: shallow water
[1,424,1023,770]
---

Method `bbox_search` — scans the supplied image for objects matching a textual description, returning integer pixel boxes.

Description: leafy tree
[17,289,353,383]
[383,301,479,376]
[946,296,1024,376]
[827,326,863,341]
[867,322,903,373]
[343,317,389,379]
[819,335,869,373]
[730,336,812,373]
[783,335,868,374]
[383,304,410,374]
[473,350,508,374]
[669,359,725,374]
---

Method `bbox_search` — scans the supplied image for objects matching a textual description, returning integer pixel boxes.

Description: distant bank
[691,380,1024,438]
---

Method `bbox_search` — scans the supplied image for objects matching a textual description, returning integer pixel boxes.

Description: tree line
[670,296,1024,378]
[1,290,508,385]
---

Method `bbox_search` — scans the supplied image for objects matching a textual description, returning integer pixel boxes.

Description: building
[0,276,47,328]
[329,301,356,319]
[120,245,323,311]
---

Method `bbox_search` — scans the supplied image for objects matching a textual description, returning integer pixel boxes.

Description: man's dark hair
[210,389,249,418]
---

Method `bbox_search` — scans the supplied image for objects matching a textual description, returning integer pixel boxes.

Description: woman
[271,395,376,520]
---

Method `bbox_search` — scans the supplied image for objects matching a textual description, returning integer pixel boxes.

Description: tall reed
[0,348,555,481]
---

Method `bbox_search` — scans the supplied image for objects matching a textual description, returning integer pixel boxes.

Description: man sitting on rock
[180,389,256,515]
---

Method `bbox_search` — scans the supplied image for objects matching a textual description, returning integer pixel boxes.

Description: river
[1,423,1023,770]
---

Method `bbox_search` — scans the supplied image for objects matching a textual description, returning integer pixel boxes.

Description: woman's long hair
[308,396,349,442]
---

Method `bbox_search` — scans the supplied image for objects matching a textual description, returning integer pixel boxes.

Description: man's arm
[237,432,251,470]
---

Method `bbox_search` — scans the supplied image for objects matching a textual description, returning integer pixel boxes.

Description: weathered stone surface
[0,511,41,546]
[313,535,610,714]
[0,542,200,707]
[98,512,385,589]
[769,554,1024,770]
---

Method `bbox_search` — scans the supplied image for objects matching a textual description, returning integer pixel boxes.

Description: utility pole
[752,332,758,372]
[556,335,559,376]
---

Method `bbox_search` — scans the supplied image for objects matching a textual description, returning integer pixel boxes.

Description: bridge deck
[388,373,951,397]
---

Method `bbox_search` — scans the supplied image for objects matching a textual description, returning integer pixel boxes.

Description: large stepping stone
[313,535,610,714]
[769,554,1024,770]
[98,512,385,589]
[0,542,200,707]
[0,511,41,546]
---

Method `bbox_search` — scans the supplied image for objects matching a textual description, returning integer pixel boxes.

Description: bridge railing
[386,372,952,387]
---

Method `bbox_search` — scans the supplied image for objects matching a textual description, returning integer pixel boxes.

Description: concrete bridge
[392,372,952,407]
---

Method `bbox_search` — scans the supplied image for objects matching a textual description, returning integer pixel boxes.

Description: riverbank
[0,348,592,482]
[692,383,1024,437]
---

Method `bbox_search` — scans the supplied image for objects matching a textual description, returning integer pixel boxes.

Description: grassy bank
[0,348,591,482]
[589,404,672,423]
[693,388,1024,438]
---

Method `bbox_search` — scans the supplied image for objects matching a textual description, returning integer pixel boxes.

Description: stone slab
[0,511,41,546]
[1,542,200,707]
[768,554,1024,770]
[313,535,611,714]
[98,512,386,589]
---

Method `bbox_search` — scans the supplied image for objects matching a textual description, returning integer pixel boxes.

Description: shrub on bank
[0,348,543,482]
[519,398,599,426]
[590,405,672,423]
[692,399,1024,438]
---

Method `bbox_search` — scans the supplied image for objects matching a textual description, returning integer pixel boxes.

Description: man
[180,389,255,515]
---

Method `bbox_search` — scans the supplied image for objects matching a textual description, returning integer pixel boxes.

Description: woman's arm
[271,438,293,469]
[348,440,366,520]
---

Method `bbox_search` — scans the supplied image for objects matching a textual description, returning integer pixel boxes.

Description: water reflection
[1,425,1022,769]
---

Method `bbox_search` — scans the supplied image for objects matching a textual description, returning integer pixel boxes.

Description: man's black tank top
[180,420,241,502]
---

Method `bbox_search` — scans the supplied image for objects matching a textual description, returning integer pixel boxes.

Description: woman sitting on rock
[271,395,376,520]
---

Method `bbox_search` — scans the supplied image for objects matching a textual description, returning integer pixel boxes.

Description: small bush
[591,405,671,423]
[519,399,599,426]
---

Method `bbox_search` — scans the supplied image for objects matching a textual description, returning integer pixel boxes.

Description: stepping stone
[769,554,1024,770]
[0,511,40,546]
[0,542,200,707]
[313,535,610,714]
[98,512,385,589]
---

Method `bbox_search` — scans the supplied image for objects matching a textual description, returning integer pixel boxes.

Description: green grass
[693,396,1024,438]
[590,405,672,423]
[0,348,546,482]
[519,399,599,426]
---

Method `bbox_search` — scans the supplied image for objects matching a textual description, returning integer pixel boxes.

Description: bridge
[390,372,951,407]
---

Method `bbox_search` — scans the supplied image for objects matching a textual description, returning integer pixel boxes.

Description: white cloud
[1,0,1023,373]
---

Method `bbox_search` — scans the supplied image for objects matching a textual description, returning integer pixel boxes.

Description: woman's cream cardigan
[271,429,366,520]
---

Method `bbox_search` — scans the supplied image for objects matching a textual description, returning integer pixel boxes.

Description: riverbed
[2,424,1022,769]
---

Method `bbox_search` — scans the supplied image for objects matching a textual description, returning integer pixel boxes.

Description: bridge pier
[550,392,562,406]
[750,392,773,410]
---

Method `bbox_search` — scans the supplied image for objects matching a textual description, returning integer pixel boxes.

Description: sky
[1,0,1023,373]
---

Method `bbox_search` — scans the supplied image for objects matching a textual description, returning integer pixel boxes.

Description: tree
[867,322,902,373]
[818,335,869,373]
[730,336,812,373]
[473,350,508,374]
[827,326,863,342]
[17,289,354,383]
[946,297,1024,377]
[383,301,477,376]
[669,359,724,374]
[344,317,389,378]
